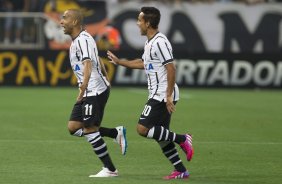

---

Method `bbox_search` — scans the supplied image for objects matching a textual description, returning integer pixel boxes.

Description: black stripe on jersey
[162,59,173,65]
[157,42,166,61]
[148,74,152,90]
[173,87,176,101]
[150,35,167,60]
[147,32,165,60]
[86,40,90,58]
[75,51,80,61]
[81,57,90,61]
[149,44,153,60]
[82,57,90,61]
[78,40,84,57]
[152,72,159,98]
[155,72,159,83]
[165,42,173,59]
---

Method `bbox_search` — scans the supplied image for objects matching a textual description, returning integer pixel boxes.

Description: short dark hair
[140,7,160,29]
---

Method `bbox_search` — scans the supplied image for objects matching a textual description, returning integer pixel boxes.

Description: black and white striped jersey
[69,30,109,96]
[142,32,179,102]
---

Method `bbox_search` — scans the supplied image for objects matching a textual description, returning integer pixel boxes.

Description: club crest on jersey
[145,63,154,70]
[74,64,80,71]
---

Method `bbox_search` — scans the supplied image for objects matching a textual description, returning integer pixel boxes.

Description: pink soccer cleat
[163,170,189,180]
[180,134,194,161]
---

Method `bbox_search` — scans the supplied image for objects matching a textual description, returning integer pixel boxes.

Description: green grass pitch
[0,87,282,184]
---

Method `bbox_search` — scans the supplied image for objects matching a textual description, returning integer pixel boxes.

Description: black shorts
[69,88,110,127]
[138,98,176,129]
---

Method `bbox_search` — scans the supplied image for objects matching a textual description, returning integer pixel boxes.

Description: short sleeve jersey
[69,31,109,97]
[142,32,179,102]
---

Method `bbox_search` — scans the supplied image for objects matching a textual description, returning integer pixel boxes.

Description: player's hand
[107,50,119,65]
[166,96,176,114]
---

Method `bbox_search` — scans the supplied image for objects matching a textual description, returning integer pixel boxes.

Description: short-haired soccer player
[107,7,194,180]
[60,9,127,177]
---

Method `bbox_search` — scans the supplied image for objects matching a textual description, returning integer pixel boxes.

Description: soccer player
[107,7,194,180]
[60,9,127,177]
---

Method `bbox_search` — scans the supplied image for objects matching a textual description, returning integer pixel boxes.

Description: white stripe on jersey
[69,31,109,96]
[142,32,179,102]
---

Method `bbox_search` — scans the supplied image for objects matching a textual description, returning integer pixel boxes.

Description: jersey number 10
[142,105,152,117]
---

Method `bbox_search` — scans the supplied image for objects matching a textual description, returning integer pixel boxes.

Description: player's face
[137,12,147,36]
[60,10,74,35]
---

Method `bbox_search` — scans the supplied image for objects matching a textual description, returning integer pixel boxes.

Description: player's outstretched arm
[107,50,144,69]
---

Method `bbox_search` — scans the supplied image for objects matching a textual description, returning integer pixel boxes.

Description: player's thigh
[69,98,101,128]
[68,121,83,132]
[81,96,98,128]
[138,99,166,129]
[82,90,109,128]
[69,101,83,122]
[68,102,84,132]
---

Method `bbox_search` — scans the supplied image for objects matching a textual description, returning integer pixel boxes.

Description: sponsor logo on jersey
[145,63,154,70]
[74,64,80,71]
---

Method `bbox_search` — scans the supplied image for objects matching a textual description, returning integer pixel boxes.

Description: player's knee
[67,125,76,135]
[67,123,74,134]
[136,124,148,137]
[68,130,76,135]
[67,121,81,135]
